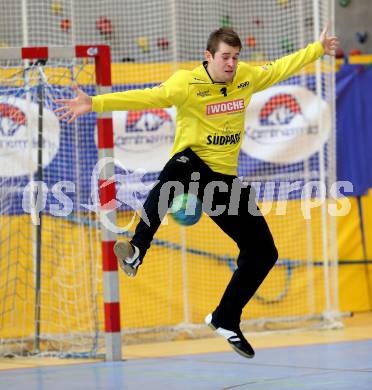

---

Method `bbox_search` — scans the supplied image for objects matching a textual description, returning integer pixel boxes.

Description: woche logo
[0,97,60,177]
[242,85,331,163]
[206,99,245,116]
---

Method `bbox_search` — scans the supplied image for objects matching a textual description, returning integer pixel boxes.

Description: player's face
[205,42,240,83]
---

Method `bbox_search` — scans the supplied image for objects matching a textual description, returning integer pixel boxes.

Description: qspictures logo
[206,99,245,116]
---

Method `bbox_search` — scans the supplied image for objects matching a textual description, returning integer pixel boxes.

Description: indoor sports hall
[0,1,371,389]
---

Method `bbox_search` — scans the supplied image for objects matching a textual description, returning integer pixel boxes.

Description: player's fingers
[321,24,329,37]
[67,114,77,124]
[327,36,337,42]
[58,110,72,121]
[72,84,85,97]
[54,106,69,113]
[54,98,70,104]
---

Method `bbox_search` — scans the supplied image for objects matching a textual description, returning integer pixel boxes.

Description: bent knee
[259,242,278,269]
[238,239,278,269]
[269,243,279,266]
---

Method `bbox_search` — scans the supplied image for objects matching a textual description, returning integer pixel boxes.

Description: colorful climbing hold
[96,16,113,35]
[356,32,368,44]
[338,0,351,7]
[157,38,170,50]
[60,19,71,32]
[245,36,256,48]
[51,1,63,15]
[349,48,362,56]
[220,15,231,28]
[277,0,289,6]
[137,37,150,52]
[253,17,262,27]
[281,38,294,53]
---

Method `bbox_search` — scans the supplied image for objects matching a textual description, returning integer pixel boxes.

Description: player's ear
[204,50,213,62]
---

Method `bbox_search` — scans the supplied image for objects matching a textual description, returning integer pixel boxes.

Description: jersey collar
[202,61,227,84]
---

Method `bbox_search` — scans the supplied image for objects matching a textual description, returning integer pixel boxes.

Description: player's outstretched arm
[319,25,339,56]
[55,84,92,124]
[252,24,339,93]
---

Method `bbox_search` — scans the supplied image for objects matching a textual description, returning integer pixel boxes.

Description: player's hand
[54,84,92,124]
[319,25,339,56]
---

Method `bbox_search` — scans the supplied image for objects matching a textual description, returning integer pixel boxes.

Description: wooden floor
[0,312,371,370]
[124,311,372,359]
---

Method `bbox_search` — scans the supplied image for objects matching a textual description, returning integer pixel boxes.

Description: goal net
[0,45,122,359]
[0,0,339,357]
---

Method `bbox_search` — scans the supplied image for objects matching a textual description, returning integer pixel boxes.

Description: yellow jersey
[92,41,324,175]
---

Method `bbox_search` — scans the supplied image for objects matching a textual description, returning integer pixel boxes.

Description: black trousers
[131,148,278,330]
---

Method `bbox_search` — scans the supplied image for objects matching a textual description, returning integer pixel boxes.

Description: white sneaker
[114,241,142,277]
[205,313,255,358]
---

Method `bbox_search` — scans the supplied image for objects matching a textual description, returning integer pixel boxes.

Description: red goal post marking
[0,45,121,361]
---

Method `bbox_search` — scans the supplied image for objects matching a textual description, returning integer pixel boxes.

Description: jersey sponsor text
[206,132,241,145]
[206,99,245,116]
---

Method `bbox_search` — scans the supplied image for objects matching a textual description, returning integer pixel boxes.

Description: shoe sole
[229,343,254,359]
[205,313,254,359]
[113,241,137,277]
